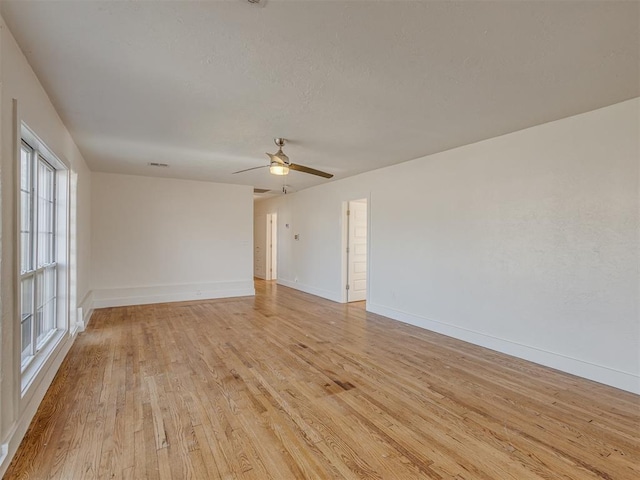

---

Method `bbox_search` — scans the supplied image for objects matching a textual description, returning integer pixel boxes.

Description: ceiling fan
[232,138,333,179]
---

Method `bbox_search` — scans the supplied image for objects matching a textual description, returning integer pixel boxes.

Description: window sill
[21,329,65,396]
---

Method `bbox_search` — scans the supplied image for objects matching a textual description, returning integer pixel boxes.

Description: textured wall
[256,98,639,393]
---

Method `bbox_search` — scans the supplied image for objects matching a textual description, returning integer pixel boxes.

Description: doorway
[345,199,367,302]
[266,213,278,280]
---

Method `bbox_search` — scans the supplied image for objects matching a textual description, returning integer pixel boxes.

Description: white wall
[256,98,640,394]
[0,17,92,476]
[91,173,254,307]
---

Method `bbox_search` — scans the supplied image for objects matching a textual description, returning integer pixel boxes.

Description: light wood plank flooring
[5,280,639,479]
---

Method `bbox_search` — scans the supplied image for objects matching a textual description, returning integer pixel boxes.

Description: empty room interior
[0,1,638,479]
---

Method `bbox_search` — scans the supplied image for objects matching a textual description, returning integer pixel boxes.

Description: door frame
[341,196,370,303]
[265,212,277,280]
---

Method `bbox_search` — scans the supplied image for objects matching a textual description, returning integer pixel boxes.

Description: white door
[266,213,277,280]
[347,199,367,302]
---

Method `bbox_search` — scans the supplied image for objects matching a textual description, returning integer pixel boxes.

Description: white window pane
[36,160,55,267]
[20,176,33,272]
[20,145,31,192]
[21,276,33,320]
[20,190,31,230]
[21,319,32,360]
[44,267,56,303]
[21,190,31,228]
[35,307,44,344]
[37,159,45,185]
[21,277,34,359]
[37,162,44,266]
[48,233,55,264]
[47,201,55,264]
[33,267,56,346]
[21,232,31,273]
[37,211,43,267]
[36,270,44,309]
[37,202,47,266]
[44,299,56,336]
[40,160,54,199]
[37,303,50,348]
[37,215,53,267]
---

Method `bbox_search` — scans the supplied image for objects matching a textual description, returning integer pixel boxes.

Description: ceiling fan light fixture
[233,137,332,178]
[274,150,289,163]
[269,164,290,175]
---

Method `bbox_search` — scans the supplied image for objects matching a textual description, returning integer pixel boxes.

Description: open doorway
[345,199,368,302]
[266,213,278,280]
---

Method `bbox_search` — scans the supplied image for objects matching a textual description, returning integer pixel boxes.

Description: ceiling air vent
[253,188,270,194]
[148,162,169,167]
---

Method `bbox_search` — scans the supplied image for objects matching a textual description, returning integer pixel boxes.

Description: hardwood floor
[4,280,639,479]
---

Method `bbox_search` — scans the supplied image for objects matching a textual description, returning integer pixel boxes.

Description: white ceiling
[2,0,638,194]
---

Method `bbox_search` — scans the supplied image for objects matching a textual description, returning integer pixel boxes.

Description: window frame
[18,125,70,392]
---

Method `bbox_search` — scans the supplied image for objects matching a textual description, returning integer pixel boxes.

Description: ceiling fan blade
[289,163,333,178]
[232,165,268,174]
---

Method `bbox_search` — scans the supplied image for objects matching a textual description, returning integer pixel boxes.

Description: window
[20,138,65,370]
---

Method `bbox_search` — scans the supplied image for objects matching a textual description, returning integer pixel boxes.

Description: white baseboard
[277,278,341,303]
[367,302,640,395]
[0,333,75,478]
[92,280,255,309]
